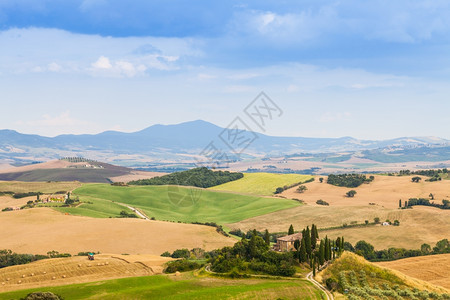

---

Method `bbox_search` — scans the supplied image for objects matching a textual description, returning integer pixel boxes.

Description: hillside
[0,208,235,255]
[0,254,172,293]
[318,252,449,299]
[70,184,300,224]
[376,254,450,290]
[228,175,450,250]
[0,272,324,300]
[0,160,164,183]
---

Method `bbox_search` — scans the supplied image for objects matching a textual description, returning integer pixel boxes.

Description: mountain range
[1,120,449,167]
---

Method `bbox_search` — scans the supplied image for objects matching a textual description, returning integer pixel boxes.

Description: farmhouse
[274,232,303,252]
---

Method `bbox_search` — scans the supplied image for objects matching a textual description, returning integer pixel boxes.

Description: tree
[288,224,294,235]
[429,193,434,200]
[37,194,40,201]
[275,187,284,194]
[346,190,357,198]
[318,240,325,265]
[299,239,307,263]
[294,239,300,251]
[374,217,380,224]
[311,224,317,249]
[296,185,307,193]
[421,243,431,254]
[319,178,324,183]
[393,220,400,226]
[264,229,270,246]
[312,257,316,276]
[399,199,402,208]
[412,176,422,183]
[304,227,312,257]
[355,240,375,260]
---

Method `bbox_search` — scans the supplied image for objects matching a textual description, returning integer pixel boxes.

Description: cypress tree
[288,224,294,235]
[299,238,307,263]
[318,240,325,265]
[336,237,341,253]
[311,224,317,249]
[328,239,333,260]
[264,229,270,246]
[304,227,311,256]
[294,239,300,251]
[312,257,316,276]
[341,236,345,253]
[332,240,336,260]
[324,236,329,261]
[399,199,402,208]
[314,224,319,241]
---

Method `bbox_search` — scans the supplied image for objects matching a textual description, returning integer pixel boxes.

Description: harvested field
[0,208,235,255]
[376,254,450,290]
[0,254,172,293]
[0,195,33,210]
[281,175,450,209]
[229,205,449,250]
[0,181,82,194]
[109,171,167,183]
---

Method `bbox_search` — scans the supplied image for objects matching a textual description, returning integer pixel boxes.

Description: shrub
[161,251,171,257]
[165,259,203,273]
[316,199,329,206]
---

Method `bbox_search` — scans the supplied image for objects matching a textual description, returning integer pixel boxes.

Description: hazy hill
[1,120,448,155]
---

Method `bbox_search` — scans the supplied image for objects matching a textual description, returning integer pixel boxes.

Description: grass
[0,274,324,300]
[70,184,300,224]
[0,181,83,194]
[54,198,135,218]
[210,173,314,196]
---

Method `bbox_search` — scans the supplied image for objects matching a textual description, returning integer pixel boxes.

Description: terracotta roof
[277,232,303,242]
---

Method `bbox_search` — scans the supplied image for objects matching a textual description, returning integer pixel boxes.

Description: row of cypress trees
[287,224,345,275]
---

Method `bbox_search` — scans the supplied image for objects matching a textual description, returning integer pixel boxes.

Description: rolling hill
[70,184,300,224]
[0,159,164,183]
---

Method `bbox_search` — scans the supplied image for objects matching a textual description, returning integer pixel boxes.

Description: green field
[0,274,324,300]
[0,181,83,194]
[210,173,314,196]
[69,184,300,224]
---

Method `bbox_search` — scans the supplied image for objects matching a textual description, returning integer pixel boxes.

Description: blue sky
[0,0,449,139]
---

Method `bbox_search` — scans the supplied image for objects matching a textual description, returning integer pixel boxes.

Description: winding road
[117,203,150,220]
[306,271,334,300]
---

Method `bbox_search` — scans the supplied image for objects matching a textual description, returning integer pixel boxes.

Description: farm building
[274,232,303,252]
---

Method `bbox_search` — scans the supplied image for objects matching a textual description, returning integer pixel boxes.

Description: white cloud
[47,62,62,72]
[92,56,112,69]
[0,28,197,77]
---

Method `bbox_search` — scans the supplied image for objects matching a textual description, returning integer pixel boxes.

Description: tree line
[0,249,71,268]
[406,198,450,209]
[327,174,374,188]
[345,239,450,262]
[129,167,243,188]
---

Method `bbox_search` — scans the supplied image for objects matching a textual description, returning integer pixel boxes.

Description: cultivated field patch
[210,173,313,196]
[0,208,235,255]
[376,254,450,290]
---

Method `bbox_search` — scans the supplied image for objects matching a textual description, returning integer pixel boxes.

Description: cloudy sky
[1,0,449,139]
